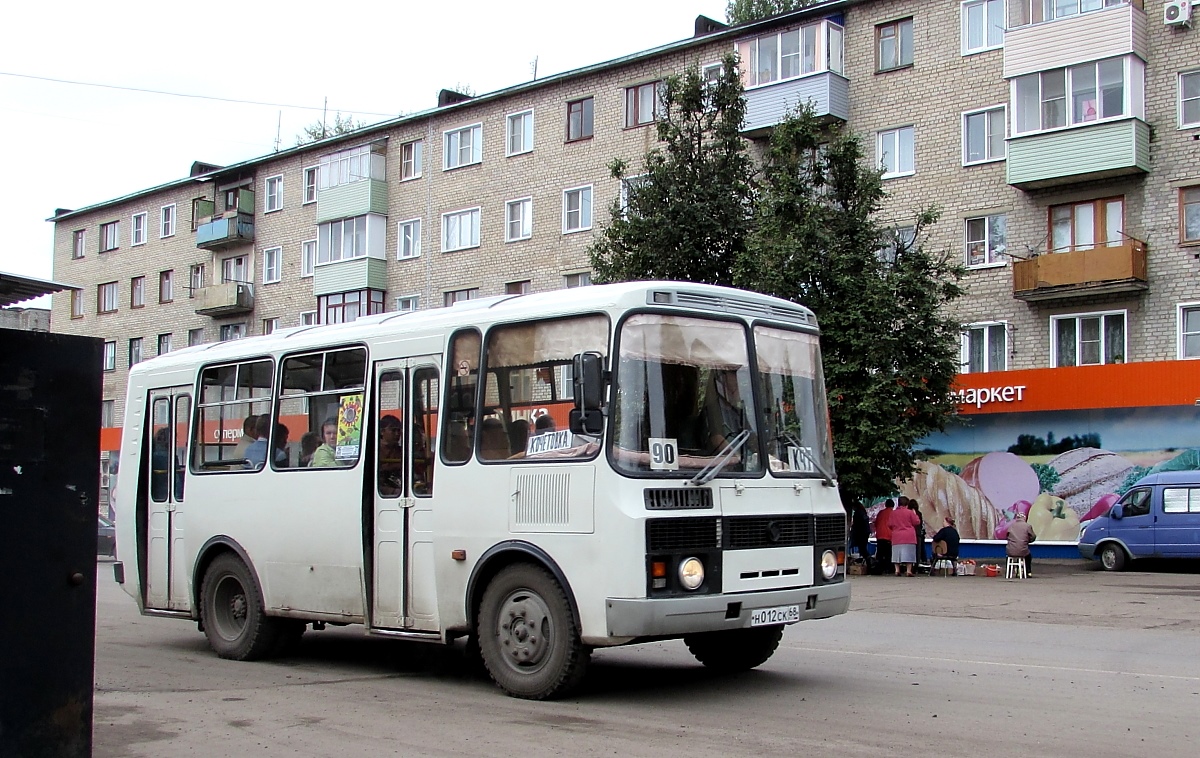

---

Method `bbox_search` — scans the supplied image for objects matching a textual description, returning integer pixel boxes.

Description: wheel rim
[494,587,554,676]
[211,574,249,641]
[1101,547,1117,570]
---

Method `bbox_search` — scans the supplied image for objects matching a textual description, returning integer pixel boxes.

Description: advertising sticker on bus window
[648,438,679,471]
[336,393,363,459]
[526,430,574,456]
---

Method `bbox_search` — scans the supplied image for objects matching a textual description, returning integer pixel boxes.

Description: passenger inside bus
[310,420,339,467]
[298,431,320,467]
[151,427,170,501]
[508,418,530,456]
[378,414,403,494]
[479,417,511,460]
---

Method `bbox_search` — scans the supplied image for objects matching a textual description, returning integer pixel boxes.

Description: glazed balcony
[1012,239,1147,301]
[194,281,255,316]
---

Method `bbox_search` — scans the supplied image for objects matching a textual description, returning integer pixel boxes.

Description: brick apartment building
[49,0,1200,489]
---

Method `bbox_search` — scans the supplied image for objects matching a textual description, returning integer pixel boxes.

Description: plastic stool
[1005,556,1028,579]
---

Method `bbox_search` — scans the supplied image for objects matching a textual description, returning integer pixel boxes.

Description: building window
[1053,311,1126,367]
[131,276,145,308]
[625,82,660,128]
[398,219,421,259]
[128,338,143,367]
[620,174,649,213]
[159,270,173,303]
[506,198,533,241]
[877,126,915,178]
[563,186,593,233]
[443,124,483,170]
[303,167,317,203]
[962,322,1007,373]
[187,328,204,346]
[1182,187,1200,244]
[963,107,1006,164]
[702,62,724,83]
[318,143,385,189]
[962,0,1004,54]
[301,239,316,277]
[737,21,842,87]
[160,204,176,238]
[317,215,374,264]
[444,288,479,306]
[318,289,384,324]
[100,221,119,252]
[877,226,916,266]
[395,295,419,313]
[72,229,86,259]
[877,18,913,71]
[131,213,147,246]
[220,323,245,341]
[102,341,116,371]
[965,214,1007,267]
[98,282,118,314]
[261,247,281,284]
[1181,72,1200,128]
[567,97,594,142]
[507,110,534,156]
[401,140,423,180]
[506,280,531,295]
[262,317,279,335]
[190,263,206,294]
[70,289,83,319]
[221,256,247,283]
[1017,0,1131,24]
[1049,197,1124,252]
[265,175,283,212]
[101,400,115,427]
[300,311,318,326]
[442,208,481,252]
[1013,57,1127,134]
[1180,304,1200,359]
[157,333,171,355]
[565,272,592,288]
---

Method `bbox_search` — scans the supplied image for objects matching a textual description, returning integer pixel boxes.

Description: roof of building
[47,0,849,224]
[0,271,78,307]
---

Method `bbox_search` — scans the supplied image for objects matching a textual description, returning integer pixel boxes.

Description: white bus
[112,281,850,699]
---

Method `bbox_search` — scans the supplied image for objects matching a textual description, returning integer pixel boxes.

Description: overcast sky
[1,0,730,307]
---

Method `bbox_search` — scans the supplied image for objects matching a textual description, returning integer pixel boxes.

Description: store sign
[954,384,1027,410]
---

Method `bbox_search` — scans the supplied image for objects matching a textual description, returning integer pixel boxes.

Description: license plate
[750,604,801,627]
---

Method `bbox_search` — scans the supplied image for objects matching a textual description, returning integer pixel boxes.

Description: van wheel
[477,564,589,700]
[200,553,279,660]
[684,625,785,673]
[1099,543,1126,572]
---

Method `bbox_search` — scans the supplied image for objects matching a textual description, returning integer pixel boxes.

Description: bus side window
[412,368,438,496]
[173,395,190,499]
[192,359,273,473]
[150,397,170,502]
[442,330,480,465]
[377,371,404,497]
[279,347,367,469]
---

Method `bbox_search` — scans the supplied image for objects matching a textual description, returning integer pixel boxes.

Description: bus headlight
[820,550,838,580]
[678,557,705,591]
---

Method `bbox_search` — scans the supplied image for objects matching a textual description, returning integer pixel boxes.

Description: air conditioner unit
[1164,0,1192,27]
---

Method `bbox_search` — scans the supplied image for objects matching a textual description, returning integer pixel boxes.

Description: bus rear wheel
[684,625,785,673]
[200,553,279,661]
[477,564,589,700]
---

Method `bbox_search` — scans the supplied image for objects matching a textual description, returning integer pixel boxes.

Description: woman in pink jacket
[888,501,921,577]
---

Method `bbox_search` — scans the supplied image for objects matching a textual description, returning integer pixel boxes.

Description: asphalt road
[93,560,1200,757]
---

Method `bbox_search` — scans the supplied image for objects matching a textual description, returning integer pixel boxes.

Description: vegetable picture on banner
[336,393,363,460]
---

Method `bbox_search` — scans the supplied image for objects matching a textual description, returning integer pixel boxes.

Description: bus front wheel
[200,553,279,661]
[684,625,785,673]
[477,564,590,700]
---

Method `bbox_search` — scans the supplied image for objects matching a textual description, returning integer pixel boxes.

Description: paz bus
[111,281,850,699]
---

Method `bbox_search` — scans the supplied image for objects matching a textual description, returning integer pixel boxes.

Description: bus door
[371,357,440,631]
[144,388,192,611]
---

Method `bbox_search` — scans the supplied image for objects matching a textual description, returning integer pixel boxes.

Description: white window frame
[1011,56,1135,135]
[441,207,481,252]
[265,175,283,212]
[401,139,423,180]
[1051,309,1127,367]
[443,124,483,170]
[263,246,282,284]
[702,62,724,83]
[1179,302,1200,359]
[962,106,1007,165]
[961,321,1008,373]
[395,295,420,313]
[565,272,592,288]
[160,204,176,238]
[877,126,915,178]
[300,310,318,326]
[219,323,245,342]
[562,185,593,233]
[301,239,316,278]
[131,212,147,246]
[221,255,247,283]
[506,110,534,156]
[398,219,422,260]
[1180,71,1200,129]
[961,0,1005,56]
[505,197,533,242]
[303,167,317,204]
[964,213,1007,268]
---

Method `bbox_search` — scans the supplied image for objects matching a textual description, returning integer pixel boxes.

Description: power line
[0,70,397,118]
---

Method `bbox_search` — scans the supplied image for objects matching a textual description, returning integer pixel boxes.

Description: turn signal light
[651,561,667,578]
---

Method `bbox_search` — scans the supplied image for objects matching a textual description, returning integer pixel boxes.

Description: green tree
[735,106,965,505]
[725,0,812,25]
[295,112,367,146]
[589,53,753,286]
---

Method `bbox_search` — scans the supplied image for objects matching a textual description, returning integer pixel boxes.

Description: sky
[0,0,731,308]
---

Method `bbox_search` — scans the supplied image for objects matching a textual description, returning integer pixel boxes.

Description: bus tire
[199,553,279,661]
[684,625,785,673]
[477,564,590,700]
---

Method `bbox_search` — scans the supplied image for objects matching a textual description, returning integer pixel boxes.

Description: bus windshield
[754,325,836,479]
[611,314,760,475]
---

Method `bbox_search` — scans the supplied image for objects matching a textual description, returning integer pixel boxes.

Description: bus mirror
[570,352,605,435]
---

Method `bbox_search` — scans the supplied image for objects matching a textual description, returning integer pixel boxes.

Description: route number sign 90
[648,438,678,471]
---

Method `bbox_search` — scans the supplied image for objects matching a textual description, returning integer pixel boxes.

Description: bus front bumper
[604,582,851,639]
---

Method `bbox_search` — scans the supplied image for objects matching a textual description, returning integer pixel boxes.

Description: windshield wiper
[781,431,836,487]
[688,429,751,486]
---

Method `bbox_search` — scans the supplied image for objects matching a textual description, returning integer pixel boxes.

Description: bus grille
[644,488,713,510]
[647,518,720,551]
[814,513,847,544]
[725,516,811,549]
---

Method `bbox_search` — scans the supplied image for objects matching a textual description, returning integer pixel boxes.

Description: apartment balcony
[1012,239,1147,301]
[312,257,388,297]
[195,212,255,251]
[1004,3,1146,79]
[1007,118,1149,190]
[742,72,849,136]
[194,281,255,316]
[315,179,388,224]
